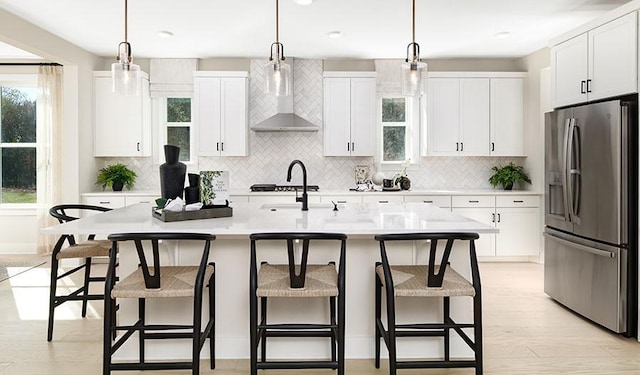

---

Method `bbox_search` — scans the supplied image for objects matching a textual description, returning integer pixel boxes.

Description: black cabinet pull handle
[99,201,111,204]
[581,80,586,94]
[347,143,350,151]
[456,142,459,151]
[337,200,347,204]
[491,142,495,152]
[136,142,140,152]
[492,213,495,223]
[460,142,464,152]
[221,142,224,151]
[216,142,219,151]
[469,200,479,203]
[497,213,501,223]
[513,200,524,203]
[423,200,433,203]
[586,79,592,93]
[351,142,355,152]
[378,200,389,203]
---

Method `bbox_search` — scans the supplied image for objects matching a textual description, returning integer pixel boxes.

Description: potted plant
[489,162,531,190]
[96,163,137,191]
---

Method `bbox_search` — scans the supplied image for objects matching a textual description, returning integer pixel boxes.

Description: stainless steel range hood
[251,62,319,132]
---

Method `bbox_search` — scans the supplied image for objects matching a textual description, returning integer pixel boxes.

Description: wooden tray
[152,206,233,222]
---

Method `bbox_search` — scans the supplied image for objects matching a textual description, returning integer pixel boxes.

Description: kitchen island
[43,201,497,361]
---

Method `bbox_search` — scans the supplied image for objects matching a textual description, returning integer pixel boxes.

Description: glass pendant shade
[111,60,141,96]
[264,60,291,96]
[401,60,427,97]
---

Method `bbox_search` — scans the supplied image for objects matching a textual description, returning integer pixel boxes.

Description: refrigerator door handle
[562,118,573,223]
[543,232,616,258]
[569,123,582,223]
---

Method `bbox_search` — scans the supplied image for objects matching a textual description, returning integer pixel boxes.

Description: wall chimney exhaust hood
[251,66,319,132]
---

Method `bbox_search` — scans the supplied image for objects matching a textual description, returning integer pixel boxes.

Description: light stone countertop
[42,201,498,238]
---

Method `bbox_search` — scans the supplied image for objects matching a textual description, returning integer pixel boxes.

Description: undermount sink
[260,203,335,211]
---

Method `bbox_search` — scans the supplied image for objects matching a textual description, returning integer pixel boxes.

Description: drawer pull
[513,200,524,203]
[337,200,347,204]
[379,200,389,204]
[423,200,433,203]
[469,200,479,203]
[99,201,111,204]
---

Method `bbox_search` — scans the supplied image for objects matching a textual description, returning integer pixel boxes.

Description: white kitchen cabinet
[403,195,451,209]
[323,73,376,156]
[194,72,248,156]
[490,78,525,156]
[93,71,151,157]
[427,78,490,156]
[552,12,637,108]
[452,194,541,258]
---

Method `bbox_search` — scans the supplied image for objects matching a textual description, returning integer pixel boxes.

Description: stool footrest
[259,323,336,330]
[264,330,335,338]
[396,359,478,369]
[256,361,339,370]
[110,362,194,371]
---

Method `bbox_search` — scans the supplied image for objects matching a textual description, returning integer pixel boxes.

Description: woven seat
[47,204,113,342]
[375,264,475,297]
[103,232,216,375]
[375,232,483,375]
[112,265,215,298]
[56,240,111,260]
[257,264,338,297]
[250,232,347,375]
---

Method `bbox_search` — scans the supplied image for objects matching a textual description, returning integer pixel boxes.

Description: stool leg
[139,298,145,364]
[250,291,258,375]
[193,282,203,375]
[260,296,267,362]
[337,288,345,375]
[209,266,216,369]
[444,296,450,361]
[386,292,397,375]
[330,296,337,362]
[374,269,382,369]
[103,295,114,375]
[474,293,483,375]
[81,257,92,317]
[47,255,59,342]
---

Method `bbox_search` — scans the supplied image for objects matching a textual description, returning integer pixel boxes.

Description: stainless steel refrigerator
[544,96,637,336]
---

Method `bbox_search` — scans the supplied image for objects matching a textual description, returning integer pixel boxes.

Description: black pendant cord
[124,0,129,44]
[275,0,279,44]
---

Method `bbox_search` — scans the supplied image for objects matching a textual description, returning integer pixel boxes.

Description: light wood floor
[1,260,639,374]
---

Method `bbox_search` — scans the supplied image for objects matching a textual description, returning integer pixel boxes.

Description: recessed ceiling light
[327,31,343,39]
[157,30,174,38]
[494,32,511,40]
[295,0,313,5]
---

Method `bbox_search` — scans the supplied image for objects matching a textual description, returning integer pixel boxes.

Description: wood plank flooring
[0,260,639,374]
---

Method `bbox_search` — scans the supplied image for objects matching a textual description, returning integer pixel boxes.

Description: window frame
[154,96,196,167]
[377,93,420,168]
[0,75,38,208]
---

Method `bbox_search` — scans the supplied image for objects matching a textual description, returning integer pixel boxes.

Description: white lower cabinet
[452,195,541,258]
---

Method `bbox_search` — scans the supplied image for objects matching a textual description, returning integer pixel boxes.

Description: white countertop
[43,201,498,237]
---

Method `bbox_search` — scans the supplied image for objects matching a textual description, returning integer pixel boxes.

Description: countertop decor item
[355,164,371,184]
[96,163,137,191]
[159,144,186,200]
[393,159,412,190]
[371,171,385,186]
[200,171,229,207]
[489,162,532,190]
[184,173,200,204]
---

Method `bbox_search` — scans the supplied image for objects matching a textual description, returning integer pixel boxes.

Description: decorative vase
[112,182,124,192]
[159,145,186,200]
[399,176,411,190]
[184,173,200,204]
[504,183,514,191]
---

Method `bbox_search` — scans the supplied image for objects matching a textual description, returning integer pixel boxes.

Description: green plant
[96,163,137,190]
[489,162,531,190]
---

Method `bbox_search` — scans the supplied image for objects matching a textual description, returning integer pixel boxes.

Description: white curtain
[36,65,63,254]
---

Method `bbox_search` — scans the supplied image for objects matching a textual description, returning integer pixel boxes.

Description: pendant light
[401,0,427,97]
[111,0,140,96]
[264,0,291,96]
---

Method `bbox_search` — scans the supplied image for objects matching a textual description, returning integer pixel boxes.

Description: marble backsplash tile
[99,58,524,192]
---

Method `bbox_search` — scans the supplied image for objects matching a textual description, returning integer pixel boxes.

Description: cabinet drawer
[496,195,540,207]
[404,195,451,208]
[361,195,403,204]
[82,196,126,209]
[452,195,495,208]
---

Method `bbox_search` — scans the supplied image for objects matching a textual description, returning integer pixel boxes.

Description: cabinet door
[452,207,496,257]
[490,78,525,156]
[495,207,540,256]
[459,78,490,156]
[551,33,588,108]
[427,78,459,156]
[350,78,376,156]
[220,77,248,156]
[195,77,222,156]
[588,12,638,102]
[323,78,351,156]
[94,74,150,157]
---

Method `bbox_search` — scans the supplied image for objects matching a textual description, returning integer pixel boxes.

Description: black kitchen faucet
[286,159,308,211]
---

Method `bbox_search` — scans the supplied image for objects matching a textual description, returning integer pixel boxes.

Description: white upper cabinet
[490,78,525,156]
[552,12,637,108]
[93,71,151,157]
[194,72,248,157]
[427,77,490,156]
[323,73,376,156]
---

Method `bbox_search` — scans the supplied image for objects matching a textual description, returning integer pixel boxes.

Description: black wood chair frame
[47,204,113,341]
[103,232,216,375]
[249,232,347,375]
[374,232,483,375]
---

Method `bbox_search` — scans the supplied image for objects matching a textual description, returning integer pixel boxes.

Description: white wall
[0,9,102,254]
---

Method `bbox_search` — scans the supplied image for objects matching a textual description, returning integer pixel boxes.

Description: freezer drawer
[543,231,626,333]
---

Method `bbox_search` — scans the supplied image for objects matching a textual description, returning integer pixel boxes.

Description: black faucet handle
[332,201,339,211]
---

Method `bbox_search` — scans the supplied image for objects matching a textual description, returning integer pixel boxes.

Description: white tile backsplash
[100,59,525,192]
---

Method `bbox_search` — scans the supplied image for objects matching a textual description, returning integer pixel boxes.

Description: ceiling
[0,0,633,61]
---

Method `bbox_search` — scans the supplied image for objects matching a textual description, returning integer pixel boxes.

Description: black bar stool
[374,232,483,374]
[47,204,113,341]
[103,232,216,375]
[249,232,347,375]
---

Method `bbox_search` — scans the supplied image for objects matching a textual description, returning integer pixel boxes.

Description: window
[0,85,36,204]
[158,97,193,163]
[379,95,419,164]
